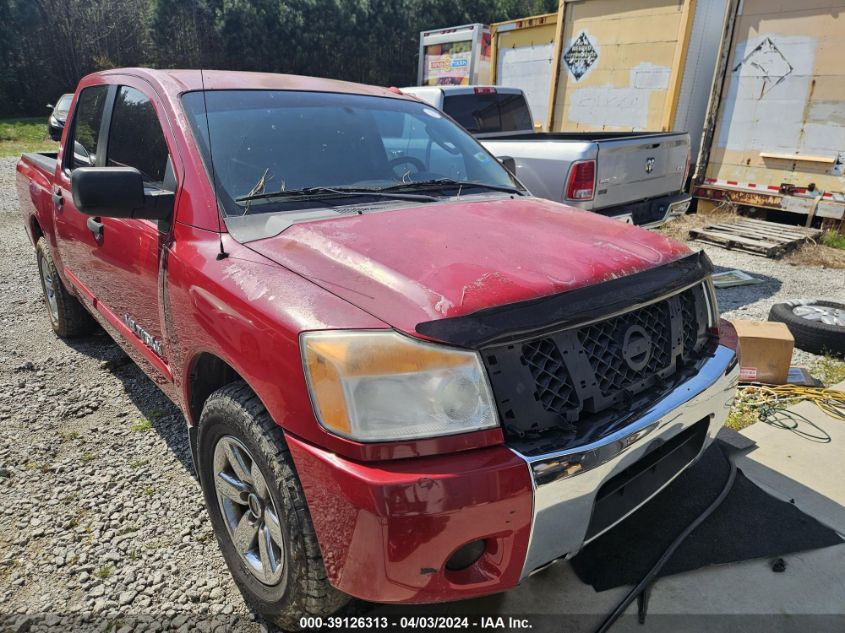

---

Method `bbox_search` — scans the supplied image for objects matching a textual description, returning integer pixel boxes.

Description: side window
[107,86,170,186]
[70,85,109,169]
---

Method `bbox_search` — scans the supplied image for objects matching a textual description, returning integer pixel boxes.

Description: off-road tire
[768,300,845,357]
[35,237,96,337]
[197,382,349,630]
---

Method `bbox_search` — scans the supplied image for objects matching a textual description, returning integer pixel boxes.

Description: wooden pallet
[688,218,822,258]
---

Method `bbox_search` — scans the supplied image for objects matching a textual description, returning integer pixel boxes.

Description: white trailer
[417,23,492,87]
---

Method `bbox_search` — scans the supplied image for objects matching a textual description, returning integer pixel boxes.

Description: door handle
[51,190,63,207]
[86,217,104,240]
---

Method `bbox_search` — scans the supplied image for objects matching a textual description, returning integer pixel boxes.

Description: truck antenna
[200,68,228,260]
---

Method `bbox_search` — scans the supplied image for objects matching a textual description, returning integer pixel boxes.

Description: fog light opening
[445,539,487,571]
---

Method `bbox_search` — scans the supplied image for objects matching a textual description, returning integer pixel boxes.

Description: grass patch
[0,117,59,157]
[59,430,79,442]
[131,417,153,432]
[810,354,845,387]
[821,231,845,251]
[128,457,148,469]
[80,452,94,464]
[725,402,758,431]
[787,232,845,269]
[142,486,155,497]
[94,564,114,579]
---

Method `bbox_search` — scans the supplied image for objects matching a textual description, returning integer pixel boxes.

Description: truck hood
[247,197,691,338]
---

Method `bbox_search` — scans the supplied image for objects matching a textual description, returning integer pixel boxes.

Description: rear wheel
[197,382,349,630]
[35,237,96,337]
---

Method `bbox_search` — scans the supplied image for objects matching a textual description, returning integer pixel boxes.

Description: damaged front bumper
[288,344,738,603]
[514,344,739,577]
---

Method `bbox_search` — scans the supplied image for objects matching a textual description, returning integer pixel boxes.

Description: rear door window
[107,86,170,186]
[443,93,533,134]
[70,85,109,169]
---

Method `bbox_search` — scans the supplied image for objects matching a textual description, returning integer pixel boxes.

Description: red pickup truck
[16,69,738,628]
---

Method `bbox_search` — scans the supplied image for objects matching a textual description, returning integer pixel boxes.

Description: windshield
[56,94,73,114]
[181,90,523,218]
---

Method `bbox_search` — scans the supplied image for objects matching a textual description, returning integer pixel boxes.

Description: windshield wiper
[380,179,525,196]
[236,186,438,204]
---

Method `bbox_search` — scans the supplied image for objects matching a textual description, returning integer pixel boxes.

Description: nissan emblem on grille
[645,157,655,173]
[622,325,652,371]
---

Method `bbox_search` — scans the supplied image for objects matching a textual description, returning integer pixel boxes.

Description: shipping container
[489,13,558,130]
[417,24,492,87]
[694,0,845,222]
[546,0,729,160]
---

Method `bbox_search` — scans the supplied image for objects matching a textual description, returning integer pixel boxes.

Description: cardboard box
[732,320,794,384]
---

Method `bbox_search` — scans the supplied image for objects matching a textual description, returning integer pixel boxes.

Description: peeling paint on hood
[246,197,691,337]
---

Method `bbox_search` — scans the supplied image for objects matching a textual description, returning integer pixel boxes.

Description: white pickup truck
[401,86,692,227]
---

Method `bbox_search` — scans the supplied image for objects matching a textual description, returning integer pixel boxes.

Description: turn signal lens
[301,331,498,442]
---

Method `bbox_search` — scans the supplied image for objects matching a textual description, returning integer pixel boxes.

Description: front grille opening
[522,339,579,415]
[483,284,711,454]
[585,417,709,540]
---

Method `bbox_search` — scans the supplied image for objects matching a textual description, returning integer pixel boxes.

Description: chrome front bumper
[513,345,739,578]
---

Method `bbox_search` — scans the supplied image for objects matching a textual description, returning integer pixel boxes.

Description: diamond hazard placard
[563,32,598,81]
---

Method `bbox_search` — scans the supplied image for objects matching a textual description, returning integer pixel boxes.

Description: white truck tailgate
[595,133,689,209]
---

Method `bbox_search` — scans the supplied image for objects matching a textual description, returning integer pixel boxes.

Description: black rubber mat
[571,440,844,591]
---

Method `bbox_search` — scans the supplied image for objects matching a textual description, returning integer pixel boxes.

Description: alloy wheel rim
[792,305,845,327]
[38,253,59,323]
[213,436,285,585]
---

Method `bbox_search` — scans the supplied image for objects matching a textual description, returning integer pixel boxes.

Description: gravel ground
[703,244,845,368]
[1,155,262,631]
[1,153,843,631]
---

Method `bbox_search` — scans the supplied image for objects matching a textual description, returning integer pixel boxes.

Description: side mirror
[497,156,517,175]
[71,167,173,220]
[47,103,54,110]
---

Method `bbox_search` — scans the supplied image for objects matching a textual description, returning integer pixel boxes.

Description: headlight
[301,330,498,442]
[49,115,58,126]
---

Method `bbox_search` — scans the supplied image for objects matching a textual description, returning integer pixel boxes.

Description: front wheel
[197,382,349,630]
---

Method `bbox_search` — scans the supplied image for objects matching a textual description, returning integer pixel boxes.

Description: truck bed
[16,152,59,243]
[21,152,58,174]
[480,131,690,214]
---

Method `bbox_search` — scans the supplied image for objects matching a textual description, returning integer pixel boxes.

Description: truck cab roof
[88,67,415,103]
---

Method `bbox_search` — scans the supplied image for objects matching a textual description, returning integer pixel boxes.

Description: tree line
[0,0,558,117]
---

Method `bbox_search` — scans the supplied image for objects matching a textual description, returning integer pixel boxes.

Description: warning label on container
[563,32,598,81]
[739,367,758,381]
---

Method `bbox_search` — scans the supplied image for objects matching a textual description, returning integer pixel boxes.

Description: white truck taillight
[565,160,596,201]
